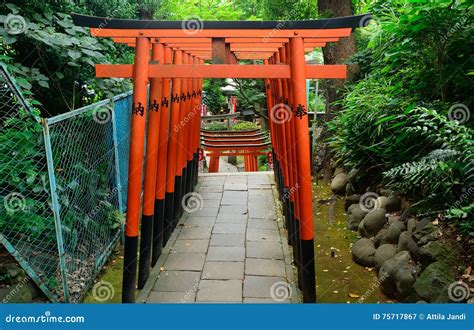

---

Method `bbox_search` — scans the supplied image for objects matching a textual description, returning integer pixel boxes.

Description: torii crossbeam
[72,13,370,304]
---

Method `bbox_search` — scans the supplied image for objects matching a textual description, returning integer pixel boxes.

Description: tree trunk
[314,0,358,179]
[318,0,359,113]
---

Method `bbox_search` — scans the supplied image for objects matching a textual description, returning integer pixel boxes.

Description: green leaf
[67,50,81,60]
[37,80,49,88]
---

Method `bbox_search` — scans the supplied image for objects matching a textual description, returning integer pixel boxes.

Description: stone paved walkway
[138,172,301,303]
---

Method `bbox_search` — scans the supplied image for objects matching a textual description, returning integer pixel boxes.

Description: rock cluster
[333,170,461,303]
[0,262,42,303]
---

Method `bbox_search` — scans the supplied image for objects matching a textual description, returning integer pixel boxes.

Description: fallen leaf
[466,266,472,275]
[322,269,329,272]
[348,293,360,298]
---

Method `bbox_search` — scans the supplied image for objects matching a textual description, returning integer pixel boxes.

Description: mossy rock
[360,208,387,238]
[374,244,397,268]
[0,284,32,303]
[331,173,349,195]
[414,261,455,303]
[352,238,376,267]
[418,241,457,267]
[385,194,401,213]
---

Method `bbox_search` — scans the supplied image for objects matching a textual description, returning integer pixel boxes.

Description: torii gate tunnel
[72,13,370,303]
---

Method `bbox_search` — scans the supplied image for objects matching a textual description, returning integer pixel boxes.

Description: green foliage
[231,121,258,131]
[384,107,473,211]
[0,106,55,241]
[204,121,228,131]
[329,77,422,174]
[0,1,132,115]
[154,0,245,20]
[202,79,227,114]
[232,79,266,113]
[330,0,473,234]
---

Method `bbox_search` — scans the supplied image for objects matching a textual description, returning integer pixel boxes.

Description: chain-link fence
[0,64,130,302]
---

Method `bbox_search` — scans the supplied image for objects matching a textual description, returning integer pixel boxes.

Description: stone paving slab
[172,239,210,253]
[216,214,247,223]
[243,276,287,298]
[142,172,301,304]
[210,233,245,247]
[152,271,201,292]
[163,253,206,271]
[202,261,244,280]
[147,291,196,303]
[207,246,245,262]
[212,223,246,235]
[246,241,284,259]
[245,258,286,277]
[196,280,242,302]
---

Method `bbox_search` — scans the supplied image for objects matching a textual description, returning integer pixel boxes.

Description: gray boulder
[407,218,417,232]
[387,215,401,225]
[416,217,432,231]
[352,238,376,267]
[331,173,349,195]
[418,241,457,267]
[346,183,356,196]
[0,285,32,303]
[358,220,370,238]
[397,231,419,260]
[0,263,26,285]
[344,194,361,211]
[374,244,397,268]
[393,263,418,300]
[385,221,406,244]
[360,208,387,238]
[379,251,413,297]
[334,167,344,176]
[385,194,401,213]
[414,261,455,302]
[346,204,367,231]
[414,223,441,246]
[374,228,389,247]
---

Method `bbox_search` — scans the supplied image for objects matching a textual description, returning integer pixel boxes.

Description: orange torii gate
[72,13,370,303]
[200,129,270,172]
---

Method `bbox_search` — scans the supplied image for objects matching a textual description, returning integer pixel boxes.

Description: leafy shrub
[204,122,228,131]
[231,121,258,131]
[383,107,473,235]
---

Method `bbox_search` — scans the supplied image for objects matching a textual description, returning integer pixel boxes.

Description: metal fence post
[42,118,70,303]
[111,101,124,214]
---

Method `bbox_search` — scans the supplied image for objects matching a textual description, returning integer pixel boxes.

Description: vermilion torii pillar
[72,13,370,303]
